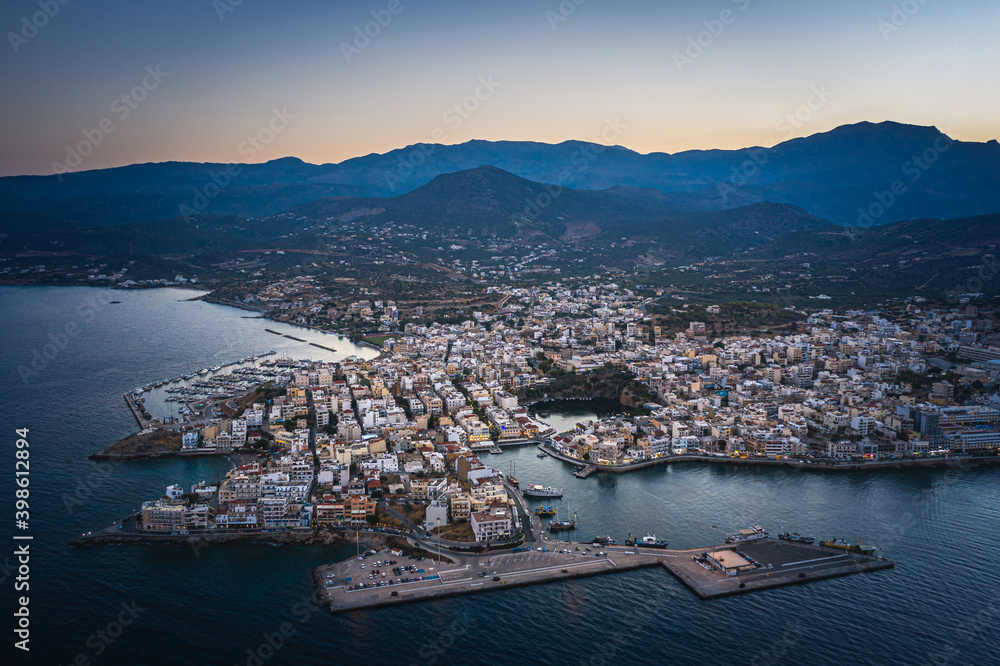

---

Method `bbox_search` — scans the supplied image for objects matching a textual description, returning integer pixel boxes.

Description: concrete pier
[123,392,154,429]
[315,537,893,613]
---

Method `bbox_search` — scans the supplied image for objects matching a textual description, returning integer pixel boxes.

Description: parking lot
[322,548,449,595]
[317,538,656,612]
[735,540,856,579]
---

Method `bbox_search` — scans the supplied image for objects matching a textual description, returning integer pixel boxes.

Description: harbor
[315,535,893,614]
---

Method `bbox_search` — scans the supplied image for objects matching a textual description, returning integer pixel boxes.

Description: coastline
[538,441,1000,474]
[69,528,379,548]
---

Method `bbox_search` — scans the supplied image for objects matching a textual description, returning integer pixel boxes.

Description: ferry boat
[626,532,670,548]
[819,538,876,555]
[523,484,563,498]
[778,532,815,544]
[535,506,556,517]
[726,526,768,544]
[592,535,615,546]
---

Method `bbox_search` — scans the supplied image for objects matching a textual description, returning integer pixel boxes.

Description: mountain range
[1,121,998,228]
[1,120,998,300]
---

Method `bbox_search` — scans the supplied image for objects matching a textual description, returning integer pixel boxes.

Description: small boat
[819,537,876,555]
[778,532,815,544]
[548,511,577,532]
[592,535,615,546]
[535,506,556,517]
[537,452,547,458]
[625,532,670,548]
[726,526,768,544]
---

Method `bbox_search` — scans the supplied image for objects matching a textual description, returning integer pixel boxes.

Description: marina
[124,352,279,425]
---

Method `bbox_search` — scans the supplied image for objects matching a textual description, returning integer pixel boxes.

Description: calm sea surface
[1,286,997,665]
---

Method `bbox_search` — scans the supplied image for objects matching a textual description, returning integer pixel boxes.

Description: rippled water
[1,287,997,665]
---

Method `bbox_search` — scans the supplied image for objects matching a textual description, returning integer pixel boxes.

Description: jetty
[315,536,893,614]
[123,392,154,428]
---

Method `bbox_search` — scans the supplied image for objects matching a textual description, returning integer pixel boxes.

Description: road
[504,480,537,543]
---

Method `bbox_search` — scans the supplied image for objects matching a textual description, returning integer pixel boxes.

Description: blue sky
[1,0,997,176]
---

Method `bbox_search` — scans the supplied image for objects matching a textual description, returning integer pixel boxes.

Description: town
[114,280,998,541]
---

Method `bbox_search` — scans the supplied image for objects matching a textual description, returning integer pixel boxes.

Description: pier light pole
[436,517,441,565]
[712,525,717,552]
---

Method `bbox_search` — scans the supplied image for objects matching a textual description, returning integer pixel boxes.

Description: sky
[1,0,998,176]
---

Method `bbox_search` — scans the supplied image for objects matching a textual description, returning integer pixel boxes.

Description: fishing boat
[625,532,670,548]
[819,537,876,554]
[523,484,563,498]
[778,532,815,544]
[535,506,556,517]
[726,526,768,544]
[548,511,577,532]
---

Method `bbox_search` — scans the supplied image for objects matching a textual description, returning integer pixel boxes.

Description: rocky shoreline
[70,528,382,548]
[89,448,231,461]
